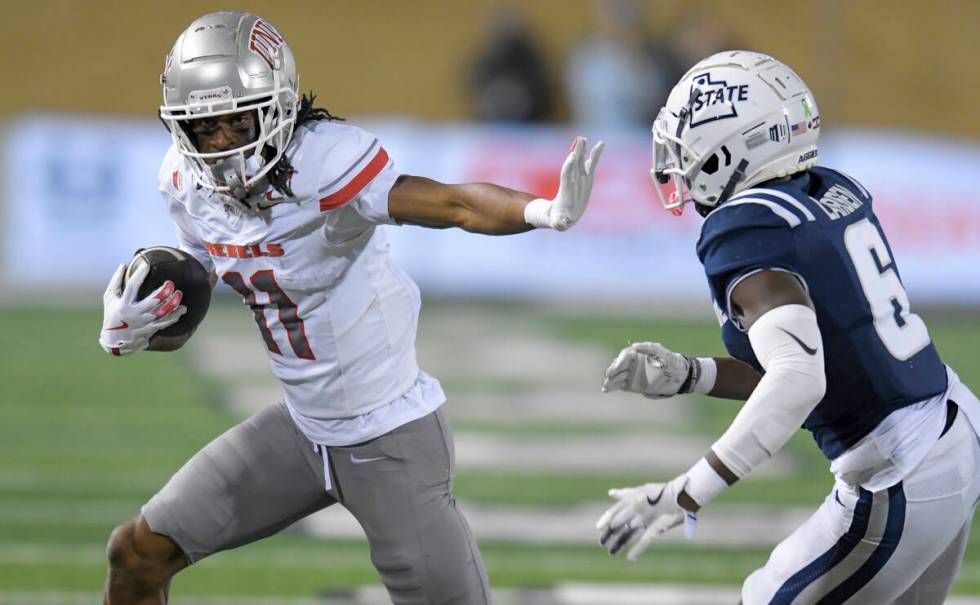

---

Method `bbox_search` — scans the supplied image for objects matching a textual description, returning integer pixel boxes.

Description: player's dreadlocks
[266,92,344,197]
[296,91,344,125]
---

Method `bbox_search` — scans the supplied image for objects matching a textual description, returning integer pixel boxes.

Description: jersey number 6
[844,218,930,361]
[222,270,316,360]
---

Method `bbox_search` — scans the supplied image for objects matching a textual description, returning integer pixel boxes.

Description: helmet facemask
[160,74,298,199]
[651,106,700,212]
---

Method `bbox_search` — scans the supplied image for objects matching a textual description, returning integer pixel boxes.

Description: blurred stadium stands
[2,0,980,137]
[1,0,978,304]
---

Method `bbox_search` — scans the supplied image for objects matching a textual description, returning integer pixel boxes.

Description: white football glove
[99,262,187,356]
[601,342,692,399]
[524,136,604,231]
[597,475,695,562]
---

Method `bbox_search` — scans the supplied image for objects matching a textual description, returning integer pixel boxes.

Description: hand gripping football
[124,246,211,337]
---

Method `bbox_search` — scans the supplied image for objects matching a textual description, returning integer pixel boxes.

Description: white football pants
[742,406,980,604]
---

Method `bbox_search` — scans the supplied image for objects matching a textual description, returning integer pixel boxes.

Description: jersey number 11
[222,270,316,360]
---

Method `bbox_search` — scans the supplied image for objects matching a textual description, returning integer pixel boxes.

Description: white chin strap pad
[712,304,826,478]
[209,160,243,197]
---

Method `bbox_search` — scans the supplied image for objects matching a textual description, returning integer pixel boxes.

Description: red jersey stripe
[319,147,390,212]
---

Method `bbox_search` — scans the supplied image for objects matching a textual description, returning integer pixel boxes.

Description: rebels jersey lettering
[157,121,422,422]
[696,167,947,459]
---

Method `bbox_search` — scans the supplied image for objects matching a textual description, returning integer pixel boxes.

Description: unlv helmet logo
[249,20,285,69]
[688,73,749,128]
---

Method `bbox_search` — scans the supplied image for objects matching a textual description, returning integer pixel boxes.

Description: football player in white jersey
[596,51,979,604]
[98,12,603,605]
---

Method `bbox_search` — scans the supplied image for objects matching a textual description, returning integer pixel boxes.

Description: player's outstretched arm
[599,270,826,561]
[387,137,603,235]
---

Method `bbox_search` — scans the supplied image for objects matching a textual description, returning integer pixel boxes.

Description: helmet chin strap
[209,154,266,202]
[694,158,750,218]
[210,160,247,200]
[717,158,750,205]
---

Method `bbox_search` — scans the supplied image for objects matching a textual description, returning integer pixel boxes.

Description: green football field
[1,302,979,598]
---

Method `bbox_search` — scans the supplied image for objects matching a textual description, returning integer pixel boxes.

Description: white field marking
[0,543,104,565]
[452,432,793,475]
[439,389,683,426]
[192,303,690,426]
[189,302,798,552]
[0,593,324,605]
[0,499,136,524]
[297,502,815,547]
[0,541,395,568]
[8,588,980,605]
[0,471,162,494]
[191,304,795,477]
[216,385,688,428]
[555,583,741,604]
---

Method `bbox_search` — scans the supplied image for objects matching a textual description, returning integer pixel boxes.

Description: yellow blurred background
[3,0,979,138]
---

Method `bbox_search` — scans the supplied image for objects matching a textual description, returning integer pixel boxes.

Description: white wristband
[683,457,729,507]
[693,357,717,394]
[523,198,552,229]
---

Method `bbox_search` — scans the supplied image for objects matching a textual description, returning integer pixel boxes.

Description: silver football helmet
[651,51,820,213]
[160,12,299,198]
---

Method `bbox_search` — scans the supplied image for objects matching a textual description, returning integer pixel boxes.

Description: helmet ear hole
[701,153,720,175]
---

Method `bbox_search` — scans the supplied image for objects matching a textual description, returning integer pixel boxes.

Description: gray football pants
[142,402,490,605]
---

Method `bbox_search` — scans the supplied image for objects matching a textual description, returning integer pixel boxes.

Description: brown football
[125,246,211,337]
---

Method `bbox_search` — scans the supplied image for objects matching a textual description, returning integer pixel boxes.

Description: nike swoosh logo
[350,454,388,465]
[646,487,666,506]
[107,321,130,331]
[779,327,818,355]
[256,201,284,211]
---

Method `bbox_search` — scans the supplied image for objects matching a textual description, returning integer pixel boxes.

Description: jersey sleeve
[157,148,215,274]
[315,125,400,225]
[169,205,214,274]
[696,203,802,327]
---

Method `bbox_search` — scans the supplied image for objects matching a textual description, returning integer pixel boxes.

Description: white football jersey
[157,121,441,442]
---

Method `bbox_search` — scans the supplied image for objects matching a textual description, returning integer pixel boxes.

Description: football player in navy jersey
[597,51,980,604]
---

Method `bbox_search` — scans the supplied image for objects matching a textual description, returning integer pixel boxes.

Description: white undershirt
[285,370,446,447]
[830,366,963,492]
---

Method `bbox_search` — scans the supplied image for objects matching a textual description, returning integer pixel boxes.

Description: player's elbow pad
[712,304,826,478]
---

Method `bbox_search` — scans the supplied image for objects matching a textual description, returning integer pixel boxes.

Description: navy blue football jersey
[696,167,947,459]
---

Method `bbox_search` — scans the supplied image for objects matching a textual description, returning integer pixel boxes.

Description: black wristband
[679,356,700,394]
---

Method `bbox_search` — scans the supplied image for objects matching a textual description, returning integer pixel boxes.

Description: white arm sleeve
[711,304,826,479]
